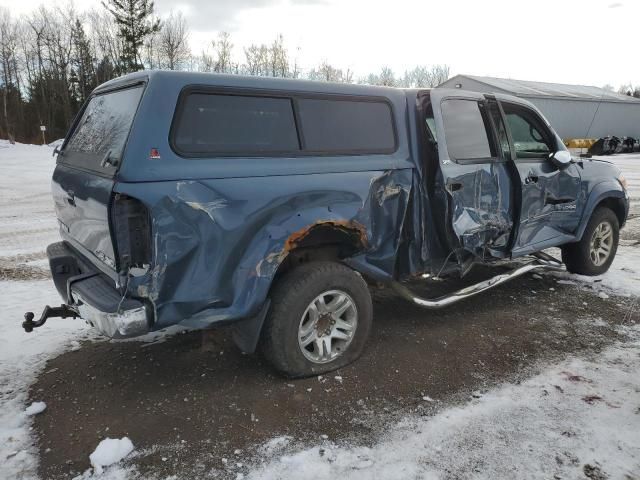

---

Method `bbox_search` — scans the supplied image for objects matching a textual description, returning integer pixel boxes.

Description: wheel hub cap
[298,290,358,364]
[589,221,613,267]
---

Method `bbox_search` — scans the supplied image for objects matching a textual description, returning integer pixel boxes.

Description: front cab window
[502,104,554,159]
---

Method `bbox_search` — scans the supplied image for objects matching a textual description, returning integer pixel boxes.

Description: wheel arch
[575,182,628,241]
[272,221,369,280]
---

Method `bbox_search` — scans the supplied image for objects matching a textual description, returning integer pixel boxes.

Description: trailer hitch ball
[23,312,36,332]
[22,305,78,333]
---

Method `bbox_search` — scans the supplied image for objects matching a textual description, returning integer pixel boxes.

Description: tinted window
[297,98,395,152]
[63,85,144,173]
[502,105,553,159]
[173,94,299,155]
[441,99,492,161]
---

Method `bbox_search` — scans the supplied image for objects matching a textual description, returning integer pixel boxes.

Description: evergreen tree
[70,19,96,104]
[101,0,160,73]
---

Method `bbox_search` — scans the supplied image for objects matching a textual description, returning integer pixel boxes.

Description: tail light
[111,194,151,272]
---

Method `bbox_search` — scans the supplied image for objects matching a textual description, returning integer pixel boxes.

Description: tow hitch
[22,305,79,332]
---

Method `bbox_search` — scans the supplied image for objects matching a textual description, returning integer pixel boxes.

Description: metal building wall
[526,97,640,139]
[437,77,640,140]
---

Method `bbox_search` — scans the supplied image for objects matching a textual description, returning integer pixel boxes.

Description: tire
[261,261,373,378]
[562,206,619,276]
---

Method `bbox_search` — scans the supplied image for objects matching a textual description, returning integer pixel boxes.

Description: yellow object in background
[564,138,597,149]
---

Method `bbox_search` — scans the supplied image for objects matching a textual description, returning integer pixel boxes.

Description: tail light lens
[111,194,151,272]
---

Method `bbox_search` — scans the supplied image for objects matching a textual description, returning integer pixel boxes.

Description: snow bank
[247,330,640,479]
[0,144,92,480]
[89,437,135,475]
[24,402,46,416]
[552,243,640,298]
[0,281,91,479]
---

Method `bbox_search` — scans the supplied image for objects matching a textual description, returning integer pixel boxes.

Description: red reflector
[150,148,161,159]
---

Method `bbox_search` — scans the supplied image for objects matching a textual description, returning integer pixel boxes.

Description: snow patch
[247,329,640,479]
[24,402,46,416]
[89,437,135,475]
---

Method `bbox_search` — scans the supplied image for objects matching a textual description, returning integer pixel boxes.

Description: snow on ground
[0,142,639,479]
[0,142,92,479]
[0,141,59,258]
[24,402,47,416]
[595,153,640,212]
[0,280,91,479]
[246,328,640,480]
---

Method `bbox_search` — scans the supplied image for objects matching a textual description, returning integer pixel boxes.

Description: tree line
[0,0,451,144]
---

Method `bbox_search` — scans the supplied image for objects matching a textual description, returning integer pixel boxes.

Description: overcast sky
[1,0,637,88]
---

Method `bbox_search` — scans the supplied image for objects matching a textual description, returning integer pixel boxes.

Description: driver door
[497,99,582,254]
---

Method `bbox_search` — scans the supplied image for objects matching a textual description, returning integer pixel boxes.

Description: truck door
[497,100,582,255]
[429,89,515,261]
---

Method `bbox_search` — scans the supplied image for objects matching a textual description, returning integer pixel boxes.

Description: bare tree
[269,34,288,77]
[308,60,353,83]
[87,9,122,81]
[158,11,189,70]
[243,43,269,76]
[213,31,233,73]
[0,8,20,141]
[398,64,450,88]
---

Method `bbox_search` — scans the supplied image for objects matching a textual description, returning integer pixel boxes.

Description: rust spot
[255,220,369,278]
[282,219,368,254]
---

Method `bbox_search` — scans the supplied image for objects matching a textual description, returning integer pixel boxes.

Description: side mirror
[550,150,572,169]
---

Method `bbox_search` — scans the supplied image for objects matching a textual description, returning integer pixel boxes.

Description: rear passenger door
[429,89,515,260]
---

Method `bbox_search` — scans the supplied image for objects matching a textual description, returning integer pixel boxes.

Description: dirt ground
[30,266,638,479]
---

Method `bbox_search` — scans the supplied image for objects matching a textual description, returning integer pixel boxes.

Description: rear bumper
[47,241,150,338]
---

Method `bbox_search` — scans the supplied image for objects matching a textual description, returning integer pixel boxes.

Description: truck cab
[24,71,629,377]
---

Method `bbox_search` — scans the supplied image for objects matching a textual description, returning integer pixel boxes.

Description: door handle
[447,182,463,192]
[525,175,538,184]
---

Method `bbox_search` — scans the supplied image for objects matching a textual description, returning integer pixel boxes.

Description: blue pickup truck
[24,71,629,377]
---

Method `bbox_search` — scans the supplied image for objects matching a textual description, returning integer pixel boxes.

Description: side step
[391,260,564,309]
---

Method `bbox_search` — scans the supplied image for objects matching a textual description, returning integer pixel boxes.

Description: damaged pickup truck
[24,71,629,377]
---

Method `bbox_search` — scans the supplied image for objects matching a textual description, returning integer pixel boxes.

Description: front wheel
[261,261,373,378]
[562,207,619,276]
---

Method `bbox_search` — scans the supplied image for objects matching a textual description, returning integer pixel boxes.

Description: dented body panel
[45,71,628,338]
[115,169,412,328]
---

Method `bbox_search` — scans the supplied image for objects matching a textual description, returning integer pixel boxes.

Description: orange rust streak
[282,220,368,254]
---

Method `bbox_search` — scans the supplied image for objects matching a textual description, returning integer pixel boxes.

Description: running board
[391,261,564,309]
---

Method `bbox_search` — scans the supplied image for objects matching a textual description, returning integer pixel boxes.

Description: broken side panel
[115,168,412,330]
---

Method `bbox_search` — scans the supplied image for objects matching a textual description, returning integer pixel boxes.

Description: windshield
[62,85,144,174]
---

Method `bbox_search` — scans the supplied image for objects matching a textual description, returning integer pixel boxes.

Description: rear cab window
[172,94,300,155]
[62,85,145,174]
[171,90,396,157]
[296,98,395,153]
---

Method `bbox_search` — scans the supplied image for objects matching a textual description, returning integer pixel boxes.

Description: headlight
[618,174,628,192]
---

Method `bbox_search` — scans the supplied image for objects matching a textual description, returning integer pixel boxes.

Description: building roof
[445,74,640,103]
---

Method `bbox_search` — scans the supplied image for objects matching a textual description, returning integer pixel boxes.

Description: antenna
[584,87,607,141]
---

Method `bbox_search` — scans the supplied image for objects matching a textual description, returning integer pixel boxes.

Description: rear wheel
[562,207,619,276]
[261,261,372,378]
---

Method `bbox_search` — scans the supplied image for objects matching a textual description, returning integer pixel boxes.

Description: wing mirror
[550,150,572,169]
